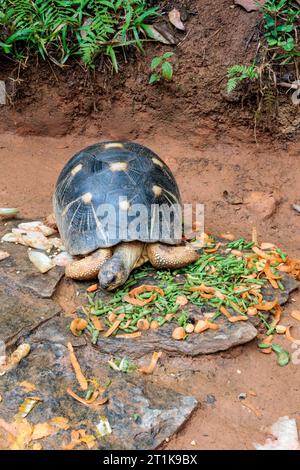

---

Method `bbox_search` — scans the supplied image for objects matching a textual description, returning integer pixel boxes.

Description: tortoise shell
[53,141,182,255]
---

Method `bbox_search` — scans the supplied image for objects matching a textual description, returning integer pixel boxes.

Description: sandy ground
[1,129,300,449]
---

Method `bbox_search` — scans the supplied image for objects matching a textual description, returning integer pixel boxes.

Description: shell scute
[53,141,181,254]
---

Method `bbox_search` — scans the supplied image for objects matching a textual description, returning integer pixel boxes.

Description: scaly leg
[147,242,199,269]
[65,248,113,281]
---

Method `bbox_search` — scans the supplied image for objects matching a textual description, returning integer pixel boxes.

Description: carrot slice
[263,260,281,289]
[220,305,232,319]
[190,284,216,293]
[204,243,221,253]
[67,342,88,391]
[124,285,164,306]
[249,290,263,303]
[285,326,300,345]
[66,388,107,407]
[271,304,281,326]
[259,335,273,354]
[90,315,104,331]
[206,321,220,330]
[228,316,248,323]
[252,246,272,260]
[200,292,214,299]
[86,283,98,293]
[115,332,142,339]
[255,299,278,311]
[103,314,125,337]
[194,320,209,333]
[70,318,87,337]
[139,351,162,374]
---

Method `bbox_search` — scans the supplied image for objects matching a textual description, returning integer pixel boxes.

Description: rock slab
[0,341,197,450]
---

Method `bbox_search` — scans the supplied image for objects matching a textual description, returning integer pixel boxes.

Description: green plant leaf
[161,61,173,81]
[162,51,174,59]
[149,72,160,84]
[150,56,162,70]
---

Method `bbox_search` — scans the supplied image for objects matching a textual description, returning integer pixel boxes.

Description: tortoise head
[98,255,129,291]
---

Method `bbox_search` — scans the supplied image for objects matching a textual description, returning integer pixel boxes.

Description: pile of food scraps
[71,233,300,367]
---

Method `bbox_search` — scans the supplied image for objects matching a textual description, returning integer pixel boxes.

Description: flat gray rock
[62,269,298,358]
[0,219,64,299]
[0,284,60,347]
[94,316,258,358]
[0,341,197,450]
[261,272,299,304]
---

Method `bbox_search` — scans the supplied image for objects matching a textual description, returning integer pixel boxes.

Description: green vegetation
[0,0,159,70]
[227,0,299,93]
[83,237,273,337]
[227,64,259,93]
[262,0,300,62]
[149,51,174,84]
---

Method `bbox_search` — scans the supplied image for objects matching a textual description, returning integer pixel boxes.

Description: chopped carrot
[90,315,104,331]
[86,283,98,293]
[115,332,142,339]
[204,243,221,253]
[70,318,87,337]
[139,351,162,374]
[252,246,272,260]
[199,292,214,299]
[259,335,273,354]
[66,388,107,407]
[228,316,248,323]
[124,285,164,307]
[285,326,300,345]
[220,305,232,319]
[249,290,263,303]
[122,320,132,329]
[255,299,278,311]
[271,304,281,326]
[194,320,209,333]
[67,342,88,391]
[103,314,125,337]
[190,284,215,293]
[263,260,281,289]
[165,313,174,321]
[206,321,220,330]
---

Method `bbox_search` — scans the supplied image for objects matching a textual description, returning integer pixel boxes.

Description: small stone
[238,393,247,400]
[244,192,278,220]
[292,204,300,214]
[237,369,242,374]
[206,394,216,405]
[190,440,196,446]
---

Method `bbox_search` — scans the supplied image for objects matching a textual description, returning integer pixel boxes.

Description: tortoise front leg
[147,242,199,269]
[65,248,113,281]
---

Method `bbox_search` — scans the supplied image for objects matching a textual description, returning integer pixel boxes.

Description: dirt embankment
[0,0,298,140]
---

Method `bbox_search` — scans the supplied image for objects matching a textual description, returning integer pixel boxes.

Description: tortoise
[53,141,199,291]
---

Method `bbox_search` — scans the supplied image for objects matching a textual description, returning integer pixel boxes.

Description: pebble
[238,393,247,400]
